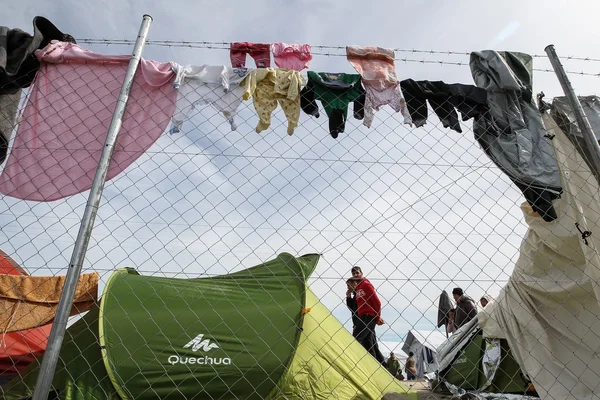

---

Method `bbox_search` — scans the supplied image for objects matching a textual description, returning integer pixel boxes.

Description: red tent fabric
[0,250,51,376]
[0,250,26,276]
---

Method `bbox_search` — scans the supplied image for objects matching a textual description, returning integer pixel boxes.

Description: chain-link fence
[1,21,600,400]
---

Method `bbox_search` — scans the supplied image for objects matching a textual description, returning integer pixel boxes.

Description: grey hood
[470,50,533,93]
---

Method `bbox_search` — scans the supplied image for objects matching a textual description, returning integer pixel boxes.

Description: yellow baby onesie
[242,68,305,135]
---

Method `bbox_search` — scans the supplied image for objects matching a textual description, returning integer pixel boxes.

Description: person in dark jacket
[349,270,386,366]
[452,287,477,329]
[346,278,361,338]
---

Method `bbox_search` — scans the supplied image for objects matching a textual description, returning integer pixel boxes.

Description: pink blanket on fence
[0,41,176,202]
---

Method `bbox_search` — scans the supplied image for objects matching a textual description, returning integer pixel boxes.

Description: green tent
[2,253,415,400]
[441,332,527,392]
[432,321,532,397]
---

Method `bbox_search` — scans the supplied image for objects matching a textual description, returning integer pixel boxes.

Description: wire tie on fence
[575,222,592,246]
[301,308,312,315]
[544,134,555,140]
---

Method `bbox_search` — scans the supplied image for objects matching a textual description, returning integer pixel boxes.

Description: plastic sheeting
[479,112,600,399]
[401,330,447,378]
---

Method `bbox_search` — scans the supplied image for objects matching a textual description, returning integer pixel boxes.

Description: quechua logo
[168,333,232,366]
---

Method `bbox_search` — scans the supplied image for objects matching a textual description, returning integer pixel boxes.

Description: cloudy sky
[2,0,600,345]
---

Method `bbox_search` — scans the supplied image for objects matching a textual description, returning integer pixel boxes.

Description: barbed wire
[75,38,600,77]
[77,38,600,62]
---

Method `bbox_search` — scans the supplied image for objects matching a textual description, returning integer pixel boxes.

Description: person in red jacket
[349,267,386,366]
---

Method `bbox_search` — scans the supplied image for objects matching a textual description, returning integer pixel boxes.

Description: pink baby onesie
[346,46,411,128]
[0,40,177,202]
[272,42,312,71]
[230,42,271,68]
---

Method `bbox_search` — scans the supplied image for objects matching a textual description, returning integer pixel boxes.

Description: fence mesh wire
[0,41,599,400]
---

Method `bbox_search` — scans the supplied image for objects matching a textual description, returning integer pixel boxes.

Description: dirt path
[404,380,453,399]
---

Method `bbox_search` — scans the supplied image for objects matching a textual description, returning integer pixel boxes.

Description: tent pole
[31,14,153,400]
[545,44,600,173]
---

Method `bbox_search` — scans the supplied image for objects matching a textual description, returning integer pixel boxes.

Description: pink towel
[0,41,176,202]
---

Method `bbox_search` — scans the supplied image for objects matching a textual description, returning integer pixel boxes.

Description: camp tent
[0,250,51,381]
[1,253,415,400]
[433,317,531,397]
[401,330,447,378]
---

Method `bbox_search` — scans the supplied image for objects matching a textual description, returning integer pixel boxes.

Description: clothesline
[77,38,600,63]
[2,38,532,204]
[76,39,600,78]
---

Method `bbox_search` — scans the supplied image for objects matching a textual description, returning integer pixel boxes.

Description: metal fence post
[545,44,600,174]
[31,14,153,400]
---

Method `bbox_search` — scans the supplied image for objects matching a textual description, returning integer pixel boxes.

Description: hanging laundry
[300,71,365,139]
[0,16,75,95]
[272,42,312,71]
[399,79,487,133]
[404,77,560,221]
[468,50,561,221]
[0,40,177,202]
[0,271,98,332]
[230,42,271,68]
[0,90,21,165]
[242,68,305,135]
[346,46,410,128]
[169,64,251,133]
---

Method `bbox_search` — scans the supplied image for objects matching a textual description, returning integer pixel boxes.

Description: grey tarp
[479,112,600,399]
[436,317,480,374]
[401,330,447,378]
[551,95,600,183]
[470,50,562,221]
[437,290,453,329]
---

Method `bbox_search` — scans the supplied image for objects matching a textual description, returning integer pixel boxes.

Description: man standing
[346,278,361,338]
[386,352,402,379]
[349,267,386,366]
[405,352,417,380]
[452,287,477,329]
